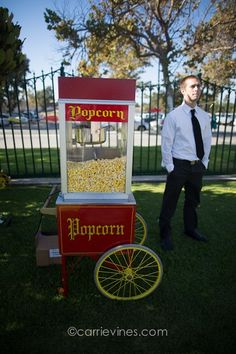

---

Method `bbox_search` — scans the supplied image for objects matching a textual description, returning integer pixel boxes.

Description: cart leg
[61,255,68,297]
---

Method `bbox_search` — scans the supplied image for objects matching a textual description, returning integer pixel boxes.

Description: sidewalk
[10,175,236,185]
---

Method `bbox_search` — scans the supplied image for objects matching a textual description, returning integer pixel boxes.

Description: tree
[185,0,236,86]
[0,7,29,114]
[76,34,148,78]
[44,1,231,110]
[85,0,201,110]
[44,5,147,78]
[30,86,54,111]
[0,7,29,87]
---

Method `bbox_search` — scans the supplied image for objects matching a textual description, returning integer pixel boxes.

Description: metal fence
[0,65,235,178]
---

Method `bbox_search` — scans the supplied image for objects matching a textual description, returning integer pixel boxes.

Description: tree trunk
[160,58,174,112]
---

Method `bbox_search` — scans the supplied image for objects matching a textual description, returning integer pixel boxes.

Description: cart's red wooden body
[57,204,136,256]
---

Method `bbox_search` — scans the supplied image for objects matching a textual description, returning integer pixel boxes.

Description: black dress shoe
[185,230,208,242]
[161,237,174,251]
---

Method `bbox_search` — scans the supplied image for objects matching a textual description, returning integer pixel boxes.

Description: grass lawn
[0,181,236,354]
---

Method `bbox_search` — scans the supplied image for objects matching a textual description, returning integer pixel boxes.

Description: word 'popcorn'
[67,157,126,192]
[67,218,125,241]
[67,104,126,121]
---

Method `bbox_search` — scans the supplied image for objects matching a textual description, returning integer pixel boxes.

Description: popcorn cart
[56,77,163,300]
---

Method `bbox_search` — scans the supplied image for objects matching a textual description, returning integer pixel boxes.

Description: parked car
[134,112,165,131]
[22,110,40,121]
[215,113,235,126]
[0,113,10,127]
[150,114,165,131]
[134,115,150,131]
[8,113,29,124]
[43,114,58,122]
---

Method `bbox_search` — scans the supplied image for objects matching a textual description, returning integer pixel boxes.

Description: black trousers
[159,158,206,239]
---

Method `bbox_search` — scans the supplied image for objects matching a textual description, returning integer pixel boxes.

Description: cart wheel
[94,244,163,300]
[134,212,147,244]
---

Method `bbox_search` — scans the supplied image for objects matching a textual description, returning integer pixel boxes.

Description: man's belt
[173,158,200,165]
[190,160,199,165]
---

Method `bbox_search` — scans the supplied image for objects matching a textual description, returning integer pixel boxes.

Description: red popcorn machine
[56,77,163,300]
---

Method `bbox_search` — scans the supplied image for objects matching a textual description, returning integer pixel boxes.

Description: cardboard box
[35,232,62,266]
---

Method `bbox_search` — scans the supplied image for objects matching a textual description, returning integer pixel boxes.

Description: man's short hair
[179,75,201,89]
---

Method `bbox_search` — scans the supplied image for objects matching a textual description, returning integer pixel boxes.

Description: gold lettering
[67,218,79,240]
[67,218,125,241]
[82,109,88,118]
[68,105,126,122]
[102,110,109,117]
[68,106,76,120]
[110,225,116,235]
[80,225,87,235]
[117,111,124,120]
[87,225,96,241]
[96,225,102,235]
[76,105,81,117]
[88,110,95,120]
[116,225,124,235]
[102,225,109,235]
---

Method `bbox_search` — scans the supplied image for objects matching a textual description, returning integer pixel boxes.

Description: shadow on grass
[0,182,235,354]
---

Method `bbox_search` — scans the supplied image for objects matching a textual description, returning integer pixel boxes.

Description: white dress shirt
[161,102,212,173]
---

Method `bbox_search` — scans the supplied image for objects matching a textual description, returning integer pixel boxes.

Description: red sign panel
[65,103,128,122]
[57,205,136,255]
[59,77,136,101]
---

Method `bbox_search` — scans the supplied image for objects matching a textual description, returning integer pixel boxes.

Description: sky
[1,0,159,83]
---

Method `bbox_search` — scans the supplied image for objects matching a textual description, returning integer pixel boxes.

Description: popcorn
[67,157,126,192]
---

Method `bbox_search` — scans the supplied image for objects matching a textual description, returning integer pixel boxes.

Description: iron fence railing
[0,65,235,178]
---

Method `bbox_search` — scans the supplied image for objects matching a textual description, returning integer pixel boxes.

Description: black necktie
[191,109,204,160]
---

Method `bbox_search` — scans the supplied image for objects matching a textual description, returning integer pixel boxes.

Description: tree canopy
[185,0,236,86]
[44,0,236,108]
[0,7,29,87]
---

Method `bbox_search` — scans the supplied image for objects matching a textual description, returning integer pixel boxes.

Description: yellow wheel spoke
[133,274,158,287]
[113,252,129,270]
[127,249,142,265]
[119,250,131,268]
[98,272,122,281]
[102,278,123,290]
[129,280,149,295]
[135,257,160,272]
[138,253,159,268]
[134,270,161,280]
[104,256,127,272]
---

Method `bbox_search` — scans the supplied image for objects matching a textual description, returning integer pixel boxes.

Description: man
[159,75,212,251]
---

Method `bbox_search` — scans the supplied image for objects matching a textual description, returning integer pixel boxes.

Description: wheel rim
[94,245,163,300]
[134,212,147,245]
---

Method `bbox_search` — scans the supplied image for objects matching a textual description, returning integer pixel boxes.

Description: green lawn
[0,181,236,354]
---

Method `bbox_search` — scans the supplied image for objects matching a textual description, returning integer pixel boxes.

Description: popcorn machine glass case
[58,77,136,200]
